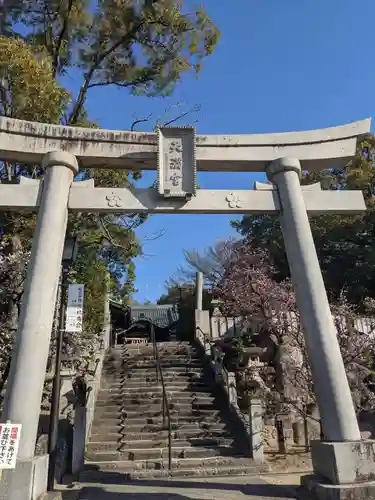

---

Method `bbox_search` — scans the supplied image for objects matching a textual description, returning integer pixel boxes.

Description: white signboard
[65,284,84,333]
[0,424,21,469]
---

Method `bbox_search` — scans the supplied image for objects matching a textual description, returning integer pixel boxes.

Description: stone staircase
[82,341,267,481]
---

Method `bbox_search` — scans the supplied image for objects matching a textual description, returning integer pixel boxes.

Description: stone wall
[34,347,106,484]
[195,310,266,463]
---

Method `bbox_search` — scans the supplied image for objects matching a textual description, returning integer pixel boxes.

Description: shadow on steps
[65,470,299,499]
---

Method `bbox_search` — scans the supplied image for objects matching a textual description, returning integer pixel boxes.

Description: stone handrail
[70,347,106,477]
[195,322,265,463]
[81,349,105,442]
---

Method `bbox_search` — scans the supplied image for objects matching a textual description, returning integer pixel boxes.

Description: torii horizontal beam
[0,116,371,172]
[0,178,366,214]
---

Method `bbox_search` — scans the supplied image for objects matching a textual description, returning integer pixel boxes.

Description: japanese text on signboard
[0,424,21,469]
[65,284,85,333]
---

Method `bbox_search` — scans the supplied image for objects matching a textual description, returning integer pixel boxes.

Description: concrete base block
[0,454,49,500]
[311,440,375,484]
[300,474,375,500]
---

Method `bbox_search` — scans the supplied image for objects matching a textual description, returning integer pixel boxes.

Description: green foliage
[0,36,69,122]
[0,0,219,388]
[7,0,219,124]
[71,255,108,334]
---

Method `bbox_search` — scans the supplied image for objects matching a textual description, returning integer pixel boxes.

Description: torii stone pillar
[266,157,360,443]
[2,151,78,460]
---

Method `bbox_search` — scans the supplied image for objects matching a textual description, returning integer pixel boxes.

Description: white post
[103,272,111,349]
[2,151,79,459]
[266,157,360,442]
[195,271,203,311]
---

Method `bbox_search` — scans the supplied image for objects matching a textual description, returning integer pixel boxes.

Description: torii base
[300,475,375,500]
[0,455,49,500]
[300,440,375,500]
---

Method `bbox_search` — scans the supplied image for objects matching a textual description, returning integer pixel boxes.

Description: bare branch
[98,215,133,252]
[142,228,166,241]
[162,104,201,127]
[130,113,153,131]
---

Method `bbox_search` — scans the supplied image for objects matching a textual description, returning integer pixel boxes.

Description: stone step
[95,394,215,406]
[90,427,233,442]
[95,401,216,415]
[92,414,222,427]
[108,364,204,380]
[104,376,205,384]
[124,344,193,351]
[122,351,197,359]
[119,367,202,374]
[125,341,191,347]
[122,372,205,380]
[101,381,206,391]
[121,361,202,368]
[104,377,207,386]
[106,365,202,372]
[122,348,195,356]
[122,353,200,360]
[95,408,220,422]
[91,421,228,436]
[87,437,235,454]
[87,341,256,481]
[119,363,201,370]
[119,380,206,388]
[126,407,218,417]
[85,444,244,462]
[102,375,206,385]
[96,399,217,417]
[97,387,213,398]
[100,383,209,393]
[81,458,268,481]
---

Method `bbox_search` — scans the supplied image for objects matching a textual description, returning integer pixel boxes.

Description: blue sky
[79,0,375,303]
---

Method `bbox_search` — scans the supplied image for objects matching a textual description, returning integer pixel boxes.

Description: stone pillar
[227,372,237,406]
[248,399,264,463]
[195,271,203,311]
[72,406,87,476]
[103,272,111,349]
[266,157,360,442]
[210,300,222,340]
[2,151,78,460]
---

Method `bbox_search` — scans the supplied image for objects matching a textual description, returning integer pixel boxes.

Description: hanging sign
[157,126,196,199]
[0,423,21,470]
[65,284,85,333]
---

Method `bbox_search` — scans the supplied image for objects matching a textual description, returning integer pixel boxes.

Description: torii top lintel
[0,117,371,172]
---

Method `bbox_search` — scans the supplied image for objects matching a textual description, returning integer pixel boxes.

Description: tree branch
[131,113,153,131]
[162,104,201,127]
[52,0,75,77]
[142,228,166,241]
[68,21,145,124]
[98,215,134,252]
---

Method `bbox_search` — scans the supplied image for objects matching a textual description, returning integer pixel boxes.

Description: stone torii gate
[0,116,374,499]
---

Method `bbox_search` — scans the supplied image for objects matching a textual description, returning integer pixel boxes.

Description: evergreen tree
[0,0,219,391]
[232,140,375,307]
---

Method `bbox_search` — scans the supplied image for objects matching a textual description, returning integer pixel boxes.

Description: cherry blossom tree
[215,240,375,415]
[0,238,31,395]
